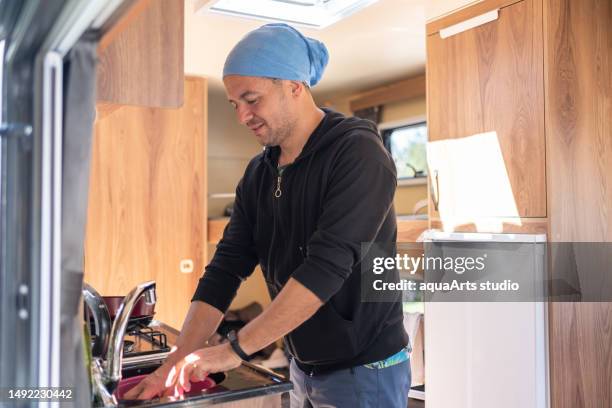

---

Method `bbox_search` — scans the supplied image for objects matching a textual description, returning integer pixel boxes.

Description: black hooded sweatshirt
[193,108,408,374]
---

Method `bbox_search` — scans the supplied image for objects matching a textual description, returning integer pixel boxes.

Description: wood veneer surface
[427,0,546,219]
[349,75,426,112]
[545,0,612,406]
[85,77,207,330]
[97,0,184,108]
[426,0,523,35]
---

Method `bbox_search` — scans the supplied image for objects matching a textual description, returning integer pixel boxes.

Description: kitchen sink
[117,360,227,403]
[116,358,290,407]
[122,361,162,378]
[121,361,226,385]
[107,323,291,406]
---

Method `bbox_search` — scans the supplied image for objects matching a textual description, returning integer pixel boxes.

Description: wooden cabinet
[84,77,207,330]
[97,0,184,108]
[426,0,612,406]
[545,0,612,407]
[426,0,480,22]
[426,0,546,224]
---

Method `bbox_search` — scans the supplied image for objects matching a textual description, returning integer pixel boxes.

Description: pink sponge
[115,374,216,400]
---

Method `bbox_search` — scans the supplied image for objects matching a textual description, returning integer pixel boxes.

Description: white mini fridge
[422,231,549,408]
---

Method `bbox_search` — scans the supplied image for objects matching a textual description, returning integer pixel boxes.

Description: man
[125,23,410,407]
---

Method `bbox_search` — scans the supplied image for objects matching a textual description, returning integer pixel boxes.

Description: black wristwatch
[227,329,250,360]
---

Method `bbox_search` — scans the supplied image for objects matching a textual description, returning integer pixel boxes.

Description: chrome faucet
[105,280,156,393]
[83,283,112,358]
[83,281,157,405]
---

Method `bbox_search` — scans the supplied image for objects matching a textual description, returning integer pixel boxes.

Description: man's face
[224,75,296,147]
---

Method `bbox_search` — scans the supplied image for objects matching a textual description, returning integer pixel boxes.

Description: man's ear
[289,80,303,97]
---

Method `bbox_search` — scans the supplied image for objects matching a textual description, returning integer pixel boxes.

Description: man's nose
[236,105,253,125]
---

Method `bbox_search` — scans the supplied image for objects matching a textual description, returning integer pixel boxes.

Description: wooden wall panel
[545,0,612,406]
[427,0,546,219]
[85,77,207,330]
[97,0,184,108]
[348,75,426,112]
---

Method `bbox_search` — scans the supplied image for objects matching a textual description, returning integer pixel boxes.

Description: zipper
[266,162,287,287]
[272,167,287,237]
[274,175,282,198]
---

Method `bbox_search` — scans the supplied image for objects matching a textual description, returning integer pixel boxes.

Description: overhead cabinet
[97,0,184,108]
[426,0,481,21]
[427,0,546,220]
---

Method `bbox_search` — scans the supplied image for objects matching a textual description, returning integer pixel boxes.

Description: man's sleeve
[291,133,397,303]
[191,174,259,313]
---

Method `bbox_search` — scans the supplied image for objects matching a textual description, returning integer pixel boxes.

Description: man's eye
[246,99,258,105]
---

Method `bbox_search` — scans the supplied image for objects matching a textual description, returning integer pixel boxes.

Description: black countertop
[117,322,292,407]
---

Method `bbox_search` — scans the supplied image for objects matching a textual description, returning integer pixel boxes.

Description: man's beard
[261,116,294,147]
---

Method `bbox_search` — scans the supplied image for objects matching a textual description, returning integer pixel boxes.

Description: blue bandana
[223,23,329,87]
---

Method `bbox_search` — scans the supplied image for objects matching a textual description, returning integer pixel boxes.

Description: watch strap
[227,330,249,360]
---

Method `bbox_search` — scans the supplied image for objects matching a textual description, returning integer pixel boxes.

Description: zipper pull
[274,176,282,198]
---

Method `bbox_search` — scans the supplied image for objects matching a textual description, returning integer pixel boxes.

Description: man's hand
[165,343,242,394]
[122,365,170,400]
[123,279,322,400]
[123,343,242,400]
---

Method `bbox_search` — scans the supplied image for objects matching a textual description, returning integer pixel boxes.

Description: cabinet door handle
[431,170,440,212]
[440,9,499,39]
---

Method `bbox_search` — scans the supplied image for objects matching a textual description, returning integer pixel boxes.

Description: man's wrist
[160,346,186,371]
[154,361,174,379]
[227,330,251,360]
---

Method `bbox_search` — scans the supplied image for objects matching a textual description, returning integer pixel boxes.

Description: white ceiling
[184,0,426,100]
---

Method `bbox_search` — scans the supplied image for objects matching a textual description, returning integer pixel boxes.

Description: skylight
[195,0,380,29]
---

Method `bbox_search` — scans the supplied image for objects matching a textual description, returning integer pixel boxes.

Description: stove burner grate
[126,323,171,355]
